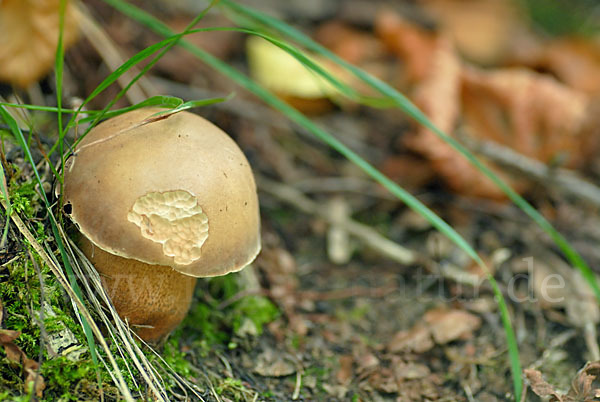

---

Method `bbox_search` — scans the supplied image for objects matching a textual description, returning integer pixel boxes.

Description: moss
[180,274,279,350]
[232,295,279,337]
[0,247,101,401]
[215,377,256,400]
[1,179,280,400]
[40,357,100,401]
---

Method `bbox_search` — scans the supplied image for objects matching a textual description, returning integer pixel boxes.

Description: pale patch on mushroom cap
[62,108,261,277]
[127,190,209,265]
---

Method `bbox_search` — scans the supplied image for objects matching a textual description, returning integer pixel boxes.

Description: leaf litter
[3,0,600,400]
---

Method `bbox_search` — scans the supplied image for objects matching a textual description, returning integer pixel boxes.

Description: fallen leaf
[0,0,79,87]
[401,30,520,199]
[258,247,307,336]
[567,361,600,401]
[393,361,430,380]
[510,37,600,95]
[461,67,590,169]
[526,361,600,402]
[253,349,296,377]
[388,324,434,353]
[423,307,481,344]
[246,35,342,113]
[315,21,387,65]
[367,367,398,393]
[375,11,437,84]
[420,0,524,64]
[524,369,564,401]
[0,329,45,398]
[356,352,380,374]
[336,355,353,385]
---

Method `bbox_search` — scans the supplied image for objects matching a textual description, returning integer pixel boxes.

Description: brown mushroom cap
[63,108,261,277]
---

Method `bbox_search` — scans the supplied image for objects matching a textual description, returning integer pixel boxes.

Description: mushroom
[61,108,261,341]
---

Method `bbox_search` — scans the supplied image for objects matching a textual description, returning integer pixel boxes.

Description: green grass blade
[0,162,11,248]
[53,0,99,366]
[103,1,523,399]
[0,103,80,114]
[221,0,600,306]
[55,0,68,185]
[75,0,218,136]
[0,106,98,366]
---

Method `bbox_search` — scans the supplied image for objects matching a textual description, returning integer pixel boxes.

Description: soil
[2,0,600,401]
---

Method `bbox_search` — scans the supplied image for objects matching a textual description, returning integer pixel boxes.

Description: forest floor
[2,0,600,401]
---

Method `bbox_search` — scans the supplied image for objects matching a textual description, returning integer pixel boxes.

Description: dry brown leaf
[510,38,600,95]
[401,30,513,198]
[461,67,590,169]
[388,307,481,354]
[253,349,296,377]
[375,9,594,199]
[315,21,387,65]
[524,368,564,401]
[420,0,524,64]
[567,361,600,401]
[356,352,380,374]
[258,247,307,336]
[393,361,430,380]
[0,329,46,398]
[379,154,436,190]
[336,355,354,385]
[0,0,79,87]
[423,307,481,344]
[387,324,434,353]
[375,11,437,84]
[367,368,398,394]
[527,362,600,402]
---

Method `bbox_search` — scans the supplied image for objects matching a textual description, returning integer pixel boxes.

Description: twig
[258,175,418,265]
[74,3,156,105]
[464,137,600,207]
[292,370,302,400]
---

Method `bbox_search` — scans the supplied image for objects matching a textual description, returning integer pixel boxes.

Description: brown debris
[420,0,524,64]
[315,21,387,66]
[423,307,482,344]
[388,307,481,354]
[526,361,600,402]
[510,38,600,95]
[371,8,596,199]
[0,329,45,398]
[258,247,307,336]
[253,348,297,377]
[461,67,589,169]
[0,0,79,87]
[336,355,354,385]
[388,324,434,353]
[375,11,437,84]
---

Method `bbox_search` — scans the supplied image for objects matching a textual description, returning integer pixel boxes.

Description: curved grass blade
[0,163,10,248]
[0,106,98,367]
[222,0,600,305]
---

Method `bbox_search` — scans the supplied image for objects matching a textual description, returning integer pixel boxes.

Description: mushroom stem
[79,237,197,342]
